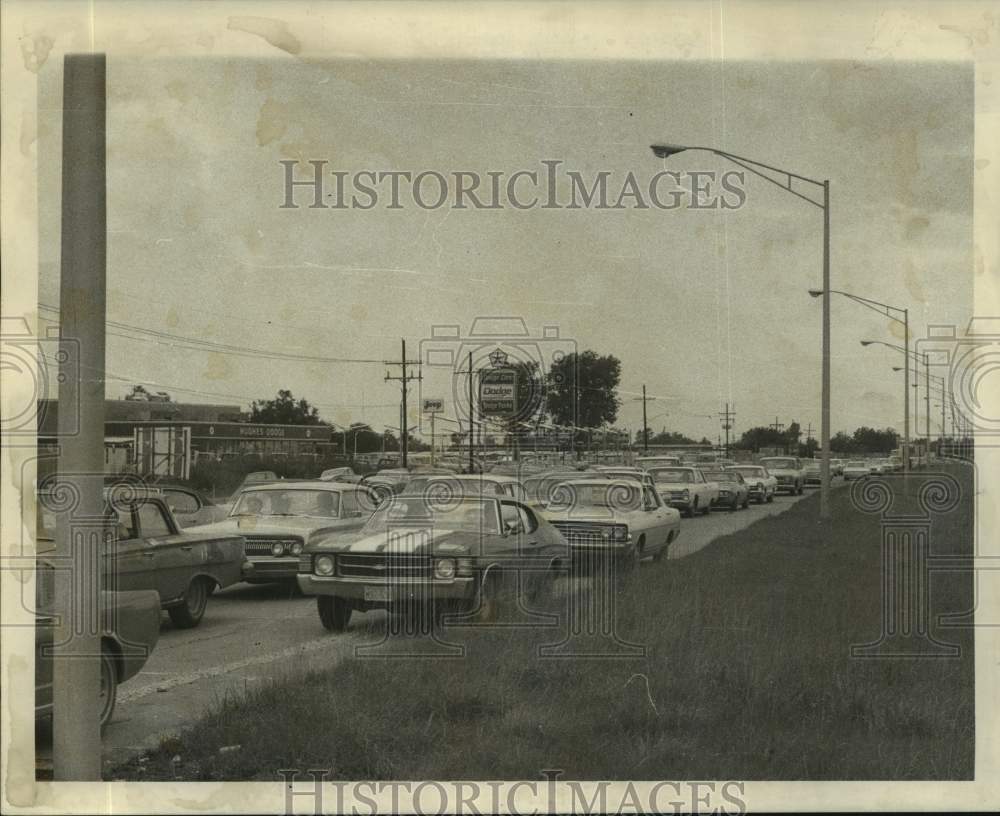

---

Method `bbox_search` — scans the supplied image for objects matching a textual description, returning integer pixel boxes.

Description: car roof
[236,480,367,492]
[551,478,640,488]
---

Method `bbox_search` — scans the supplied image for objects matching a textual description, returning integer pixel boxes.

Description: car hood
[190,515,355,541]
[762,467,798,476]
[313,527,478,556]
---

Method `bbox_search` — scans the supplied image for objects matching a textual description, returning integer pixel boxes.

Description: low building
[37,399,335,478]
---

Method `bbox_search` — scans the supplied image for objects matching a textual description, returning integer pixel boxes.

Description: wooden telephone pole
[384,339,421,468]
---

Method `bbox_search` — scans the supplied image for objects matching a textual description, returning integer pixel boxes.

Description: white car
[634,456,682,470]
[725,465,777,504]
[646,466,719,517]
[190,481,380,584]
[758,457,804,495]
[541,478,680,566]
[403,473,527,502]
[842,460,871,481]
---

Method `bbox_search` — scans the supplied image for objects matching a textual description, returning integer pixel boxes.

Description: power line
[37,305,385,364]
[37,352,397,410]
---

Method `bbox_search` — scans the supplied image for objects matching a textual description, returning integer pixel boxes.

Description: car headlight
[681,489,690,498]
[610,524,629,542]
[270,542,286,557]
[290,541,304,556]
[315,555,335,576]
[720,490,731,496]
[756,483,763,490]
[434,558,457,580]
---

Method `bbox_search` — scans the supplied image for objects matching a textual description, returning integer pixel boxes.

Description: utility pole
[719,403,735,458]
[453,352,477,472]
[54,53,106,780]
[384,338,421,468]
[633,385,654,453]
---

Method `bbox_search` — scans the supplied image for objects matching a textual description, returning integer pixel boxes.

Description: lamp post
[652,143,831,518]
[809,289,909,475]
[893,366,949,441]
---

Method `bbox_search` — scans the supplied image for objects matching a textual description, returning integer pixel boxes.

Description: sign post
[479,365,519,463]
[422,397,444,466]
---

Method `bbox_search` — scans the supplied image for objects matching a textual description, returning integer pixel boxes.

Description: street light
[892,366,950,439]
[654,143,831,517]
[808,290,910,475]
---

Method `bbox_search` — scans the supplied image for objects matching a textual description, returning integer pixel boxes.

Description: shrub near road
[119,466,974,781]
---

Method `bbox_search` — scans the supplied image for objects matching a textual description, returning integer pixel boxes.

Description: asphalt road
[38,487,818,772]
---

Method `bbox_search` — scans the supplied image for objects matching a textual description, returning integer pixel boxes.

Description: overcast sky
[38,57,973,443]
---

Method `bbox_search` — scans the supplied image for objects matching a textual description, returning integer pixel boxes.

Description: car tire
[797,483,804,495]
[652,541,668,563]
[691,497,699,517]
[317,596,352,632]
[476,571,503,623]
[703,502,711,516]
[98,645,118,730]
[168,577,211,629]
[742,496,750,509]
[618,541,642,576]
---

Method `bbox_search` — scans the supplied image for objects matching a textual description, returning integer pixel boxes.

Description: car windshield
[362,497,500,535]
[231,488,341,518]
[547,483,642,512]
[600,471,643,481]
[716,472,740,483]
[731,467,764,477]
[848,461,867,467]
[762,459,797,469]
[648,468,693,484]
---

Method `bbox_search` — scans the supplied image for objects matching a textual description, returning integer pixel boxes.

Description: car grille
[775,475,791,484]
[243,535,302,556]
[336,554,432,579]
[665,489,688,500]
[550,521,614,546]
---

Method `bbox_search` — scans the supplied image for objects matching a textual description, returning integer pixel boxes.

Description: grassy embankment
[117,465,975,781]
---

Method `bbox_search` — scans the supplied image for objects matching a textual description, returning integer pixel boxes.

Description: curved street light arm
[830,291,907,325]
[720,154,826,209]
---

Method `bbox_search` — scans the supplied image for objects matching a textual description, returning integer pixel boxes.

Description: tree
[852,426,899,454]
[829,431,857,454]
[646,430,699,446]
[250,390,322,425]
[545,351,622,429]
[734,426,789,452]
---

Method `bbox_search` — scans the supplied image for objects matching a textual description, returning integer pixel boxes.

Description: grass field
[116,465,975,781]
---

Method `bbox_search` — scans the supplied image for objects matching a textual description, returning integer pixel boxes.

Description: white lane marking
[118,632,357,703]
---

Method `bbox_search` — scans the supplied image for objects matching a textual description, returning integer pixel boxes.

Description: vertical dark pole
[468,352,474,473]
[724,402,730,458]
[54,53,106,780]
[924,353,930,449]
[819,180,831,519]
[400,339,408,468]
[642,385,648,454]
[903,310,910,475]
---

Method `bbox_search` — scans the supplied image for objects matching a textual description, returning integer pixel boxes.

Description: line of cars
[32,453,819,726]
